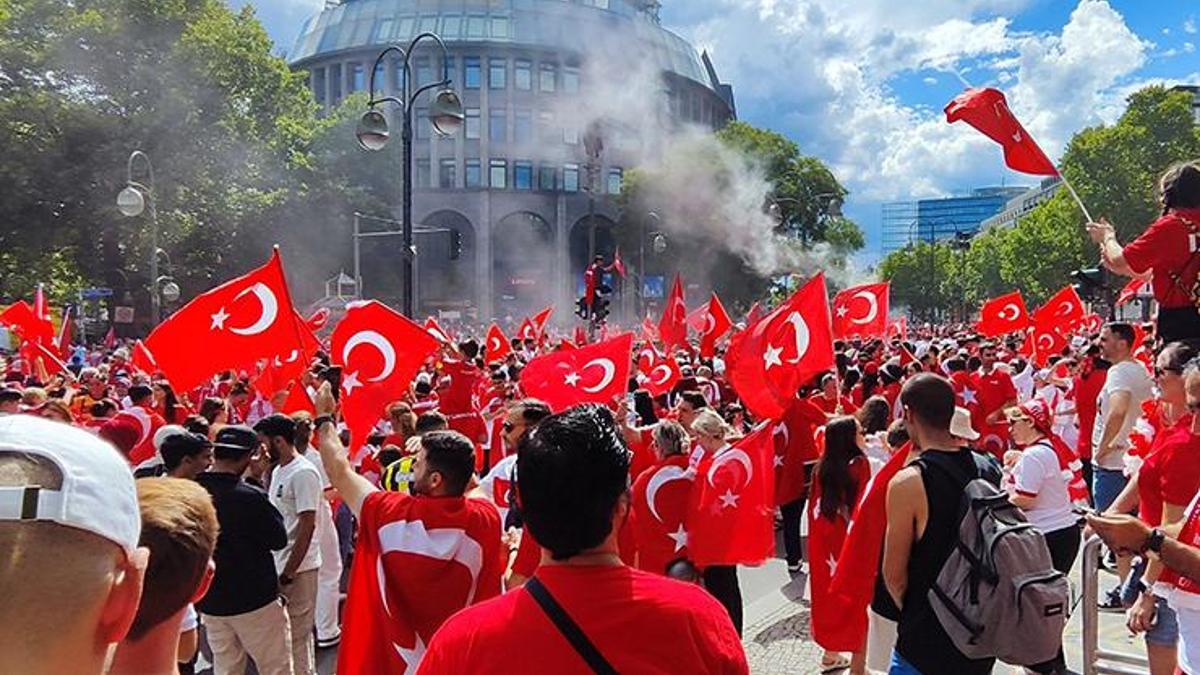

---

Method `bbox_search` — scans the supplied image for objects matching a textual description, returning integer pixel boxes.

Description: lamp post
[116,150,164,324]
[356,33,464,317]
[639,211,667,317]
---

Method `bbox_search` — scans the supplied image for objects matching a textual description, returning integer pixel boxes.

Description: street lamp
[117,150,165,323]
[638,212,669,317]
[356,32,463,317]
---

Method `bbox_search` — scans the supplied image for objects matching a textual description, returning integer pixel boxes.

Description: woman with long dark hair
[153,381,182,425]
[808,416,871,674]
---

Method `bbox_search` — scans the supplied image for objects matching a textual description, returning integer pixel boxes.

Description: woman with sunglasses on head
[1005,397,1090,675]
[1100,342,1200,675]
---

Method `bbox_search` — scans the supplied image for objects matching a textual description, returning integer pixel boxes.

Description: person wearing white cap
[0,414,148,675]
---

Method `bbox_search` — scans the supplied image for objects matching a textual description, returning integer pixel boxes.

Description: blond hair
[690,408,731,440]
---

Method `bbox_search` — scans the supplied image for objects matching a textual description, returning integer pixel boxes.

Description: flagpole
[1056,171,1094,224]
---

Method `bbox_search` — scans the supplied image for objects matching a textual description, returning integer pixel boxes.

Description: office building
[880,186,1028,255]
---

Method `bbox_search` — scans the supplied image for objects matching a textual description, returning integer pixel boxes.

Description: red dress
[807,456,871,651]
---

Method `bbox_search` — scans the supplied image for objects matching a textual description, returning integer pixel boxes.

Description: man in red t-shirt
[1072,348,1108,491]
[420,404,748,674]
[970,342,1018,459]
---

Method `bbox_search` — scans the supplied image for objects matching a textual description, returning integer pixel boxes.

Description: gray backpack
[926,469,1070,666]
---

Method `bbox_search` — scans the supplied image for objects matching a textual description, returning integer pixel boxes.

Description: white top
[1010,441,1077,533]
[1012,362,1035,402]
[478,454,518,523]
[303,447,332,491]
[268,454,323,574]
[180,603,198,632]
[1091,360,1153,470]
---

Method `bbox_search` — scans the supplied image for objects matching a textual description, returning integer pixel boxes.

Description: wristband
[313,415,335,431]
[1144,528,1166,554]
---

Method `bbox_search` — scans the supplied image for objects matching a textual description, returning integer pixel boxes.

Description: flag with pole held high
[831,282,889,340]
[483,323,511,364]
[658,274,687,351]
[977,291,1032,337]
[686,292,733,358]
[1116,277,1150,307]
[519,333,633,412]
[945,88,1057,176]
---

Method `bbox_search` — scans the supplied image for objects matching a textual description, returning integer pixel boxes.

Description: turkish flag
[103,326,117,350]
[339,492,504,675]
[515,318,537,342]
[1116,277,1150,306]
[688,423,777,566]
[770,396,826,506]
[573,325,588,347]
[130,340,160,376]
[423,317,453,345]
[640,316,659,344]
[630,455,694,575]
[745,301,764,326]
[484,323,511,364]
[726,273,835,420]
[280,381,316,416]
[332,301,439,451]
[531,306,553,340]
[0,300,54,345]
[977,291,1031,337]
[25,340,70,381]
[886,316,907,342]
[945,87,1058,176]
[1033,285,1086,332]
[1026,322,1069,367]
[306,307,331,332]
[639,349,682,398]
[695,293,733,358]
[832,282,889,340]
[519,333,633,412]
[828,445,912,647]
[808,461,871,651]
[439,358,484,415]
[144,250,304,392]
[612,247,627,279]
[658,274,687,351]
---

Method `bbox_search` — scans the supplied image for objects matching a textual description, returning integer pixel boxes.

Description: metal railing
[1081,535,1150,675]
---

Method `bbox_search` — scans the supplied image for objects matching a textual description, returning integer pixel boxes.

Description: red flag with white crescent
[977,291,1031,337]
[332,301,439,452]
[945,87,1058,176]
[519,333,633,412]
[638,349,682,398]
[658,274,687,351]
[1032,285,1086,332]
[338,492,504,675]
[630,455,693,574]
[484,323,511,364]
[144,250,305,392]
[831,282,889,340]
[130,340,160,377]
[306,307,331,331]
[531,306,554,342]
[688,423,777,566]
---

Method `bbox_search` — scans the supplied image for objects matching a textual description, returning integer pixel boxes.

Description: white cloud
[675,0,1151,203]
[923,76,938,85]
[1187,42,1197,53]
[1185,17,1197,34]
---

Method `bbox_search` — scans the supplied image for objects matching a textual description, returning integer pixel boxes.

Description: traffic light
[1071,267,1107,299]
[449,229,462,260]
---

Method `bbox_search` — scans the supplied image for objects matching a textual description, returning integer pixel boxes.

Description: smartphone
[325,366,342,401]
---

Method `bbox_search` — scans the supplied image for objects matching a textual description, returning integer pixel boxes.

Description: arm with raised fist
[313,382,377,518]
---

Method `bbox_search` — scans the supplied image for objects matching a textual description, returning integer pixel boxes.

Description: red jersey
[1137,415,1200,527]
[1073,369,1107,461]
[970,367,1017,457]
[419,565,748,674]
[630,455,694,576]
[1122,209,1200,308]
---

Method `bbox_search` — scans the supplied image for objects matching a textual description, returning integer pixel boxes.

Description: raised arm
[314,382,377,518]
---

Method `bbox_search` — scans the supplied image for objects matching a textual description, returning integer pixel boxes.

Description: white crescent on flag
[998,303,1021,322]
[1036,333,1055,352]
[782,312,811,364]
[706,448,754,489]
[650,364,673,386]
[850,290,878,325]
[580,358,616,393]
[377,519,486,604]
[645,464,690,523]
[1057,300,1075,317]
[228,282,279,336]
[343,330,397,382]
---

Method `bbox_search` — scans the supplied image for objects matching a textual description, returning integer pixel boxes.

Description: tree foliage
[880,85,1200,318]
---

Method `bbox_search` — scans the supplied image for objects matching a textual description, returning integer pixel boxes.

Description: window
[415,58,432,87]
[489,159,507,188]
[374,19,393,42]
[563,67,580,93]
[418,15,438,33]
[371,62,384,94]
[514,161,533,190]
[330,66,342,103]
[607,167,623,194]
[352,64,365,91]
[465,108,481,139]
[465,160,482,187]
[539,165,557,191]
[439,159,457,189]
[395,16,414,39]
[313,69,326,104]
[416,159,431,188]
[563,163,579,192]
[489,58,506,90]
[393,61,406,92]
[515,60,532,90]
[540,63,557,92]
[491,16,510,39]
[489,108,507,142]
[416,108,430,140]
[467,15,487,38]
[464,57,481,89]
[562,122,579,145]
[514,109,532,144]
[440,14,461,38]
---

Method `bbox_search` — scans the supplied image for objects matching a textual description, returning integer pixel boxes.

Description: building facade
[288,0,735,320]
[1172,84,1200,124]
[880,186,1028,255]
[978,177,1062,231]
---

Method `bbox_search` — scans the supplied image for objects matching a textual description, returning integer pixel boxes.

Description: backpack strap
[1165,215,1200,308]
[526,576,619,675]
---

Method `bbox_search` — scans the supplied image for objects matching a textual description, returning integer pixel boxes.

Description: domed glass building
[289,0,735,319]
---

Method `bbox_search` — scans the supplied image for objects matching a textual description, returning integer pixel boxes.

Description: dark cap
[212,425,259,453]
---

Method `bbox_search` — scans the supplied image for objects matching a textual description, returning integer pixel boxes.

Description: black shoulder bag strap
[525,576,619,675]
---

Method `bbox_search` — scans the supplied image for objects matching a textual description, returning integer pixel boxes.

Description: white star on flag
[667,523,688,552]
[394,633,426,675]
[773,454,784,468]
[210,307,230,331]
[564,371,581,387]
[342,371,363,396]
[827,553,838,575]
[961,387,978,406]
[763,344,784,370]
[835,305,848,318]
[718,489,739,509]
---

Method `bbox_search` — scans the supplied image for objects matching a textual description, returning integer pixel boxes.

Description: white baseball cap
[0,414,140,551]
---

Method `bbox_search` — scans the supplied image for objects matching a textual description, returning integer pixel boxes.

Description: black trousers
[703,565,743,635]
[780,462,816,566]
[1029,524,1082,674]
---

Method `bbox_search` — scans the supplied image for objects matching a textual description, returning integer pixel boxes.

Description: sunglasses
[1155,366,1181,378]
[502,421,516,432]
[1007,416,1031,426]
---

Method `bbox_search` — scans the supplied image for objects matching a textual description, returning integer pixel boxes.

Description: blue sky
[240,0,1199,263]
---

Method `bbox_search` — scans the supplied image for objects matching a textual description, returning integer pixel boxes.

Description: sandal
[820,654,851,673]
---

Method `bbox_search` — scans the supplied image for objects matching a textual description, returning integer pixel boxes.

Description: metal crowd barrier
[1081,535,1150,675]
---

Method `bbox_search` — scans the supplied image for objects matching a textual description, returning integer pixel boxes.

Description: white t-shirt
[303,447,332,491]
[1091,360,1153,470]
[1012,362,1035,402]
[478,454,518,522]
[269,454,323,574]
[1010,441,1077,533]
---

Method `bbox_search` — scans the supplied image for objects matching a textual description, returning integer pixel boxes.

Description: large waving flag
[945,88,1057,176]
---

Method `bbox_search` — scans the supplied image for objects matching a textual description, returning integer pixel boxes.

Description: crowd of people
[1,161,1200,675]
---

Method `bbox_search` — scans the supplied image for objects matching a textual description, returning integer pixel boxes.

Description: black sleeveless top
[894,448,996,675]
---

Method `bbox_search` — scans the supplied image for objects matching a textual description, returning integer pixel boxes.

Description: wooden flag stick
[1057,172,1095,224]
